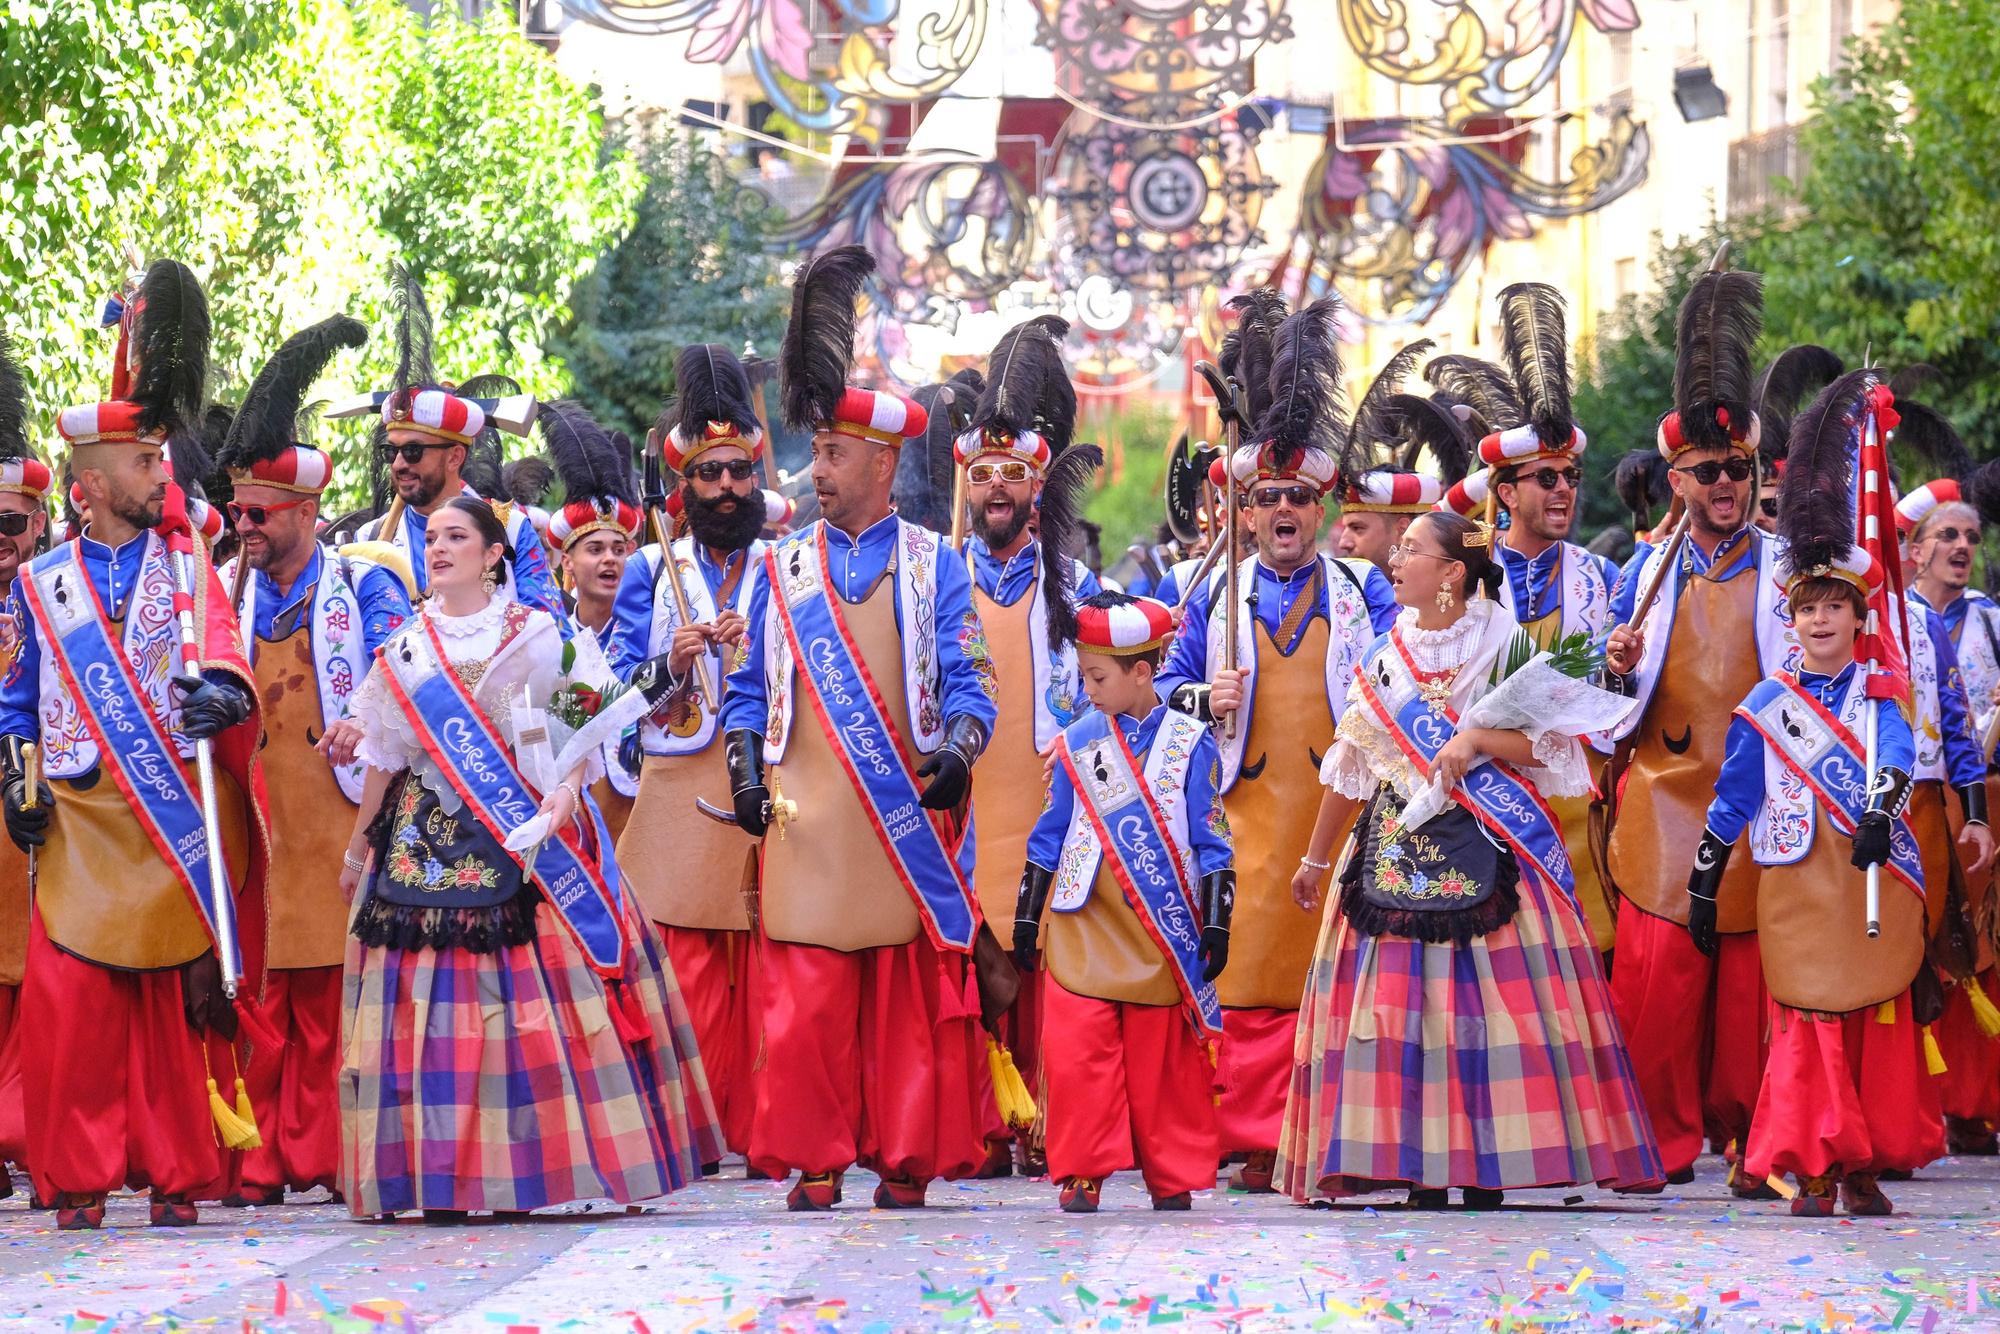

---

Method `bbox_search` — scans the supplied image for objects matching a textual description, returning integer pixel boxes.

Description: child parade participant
[1015,593,1234,1212]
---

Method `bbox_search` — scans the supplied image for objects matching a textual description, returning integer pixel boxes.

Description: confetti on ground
[3,1159,2000,1331]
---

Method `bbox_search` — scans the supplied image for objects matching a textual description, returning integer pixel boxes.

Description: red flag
[1857,383,1911,703]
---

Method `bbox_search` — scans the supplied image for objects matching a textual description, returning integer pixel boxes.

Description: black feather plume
[1890,364,1941,400]
[1252,296,1344,474]
[502,456,556,507]
[1778,369,1874,574]
[1352,339,1436,456]
[1389,393,1473,482]
[1423,354,1523,431]
[673,343,760,442]
[220,314,368,470]
[1613,449,1671,528]
[1225,289,1288,426]
[1753,344,1844,468]
[1890,400,1971,481]
[894,367,983,534]
[1036,443,1104,652]
[1674,271,1763,451]
[780,245,875,431]
[131,260,210,437]
[387,261,437,394]
[167,403,232,502]
[451,373,521,500]
[1964,459,2000,529]
[1496,282,1574,448]
[0,334,26,464]
[541,400,637,507]
[973,316,1074,456]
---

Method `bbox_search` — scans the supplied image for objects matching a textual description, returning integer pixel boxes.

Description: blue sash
[1736,675,1924,895]
[1356,631,1575,894]
[766,531,978,952]
[380,613,628,974]
[20,543,241,973]
[1058,710,1220,1035]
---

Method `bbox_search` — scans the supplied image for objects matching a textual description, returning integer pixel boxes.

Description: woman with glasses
[333,496,717,1222]
[1280,511,1661,1208]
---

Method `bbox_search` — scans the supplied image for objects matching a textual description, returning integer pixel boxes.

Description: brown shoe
[1790,1174,1836,1217]
[1058,1177,1101,1213]
[1017,1142,1048,1179]
[56,1192,105,1230]
[872,1173,928,1209]
[149,1192,198,1227]
[1227,1150,1276,1194]
[220,1185,285,1208]
[786,1171,842,1212]
[1150,1191,1192,1211]
[973,1139,1013,1179]
[1841,1172,1893,1216]
[1947,1116,1999,1156]
[1729,1174,1782,1201]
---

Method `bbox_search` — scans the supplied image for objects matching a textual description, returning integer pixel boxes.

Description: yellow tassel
[1964,977,2000,1039]
[1876,999,1898,1025]
[208,1078,261,1151]
[1925,1025,1949,1077]
[986,1039,1037,1131]
[233,1077,264,1149]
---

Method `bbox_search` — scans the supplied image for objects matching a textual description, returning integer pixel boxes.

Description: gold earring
[481,568,499,596]
[1436,584,1455,613]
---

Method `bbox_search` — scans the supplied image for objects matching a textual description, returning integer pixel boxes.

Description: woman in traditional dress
[1279,511,1661,1207]
[333,497,718,1221]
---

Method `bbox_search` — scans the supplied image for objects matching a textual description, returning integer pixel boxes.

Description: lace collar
[427,592,509,639]
[1396,602,1486,672]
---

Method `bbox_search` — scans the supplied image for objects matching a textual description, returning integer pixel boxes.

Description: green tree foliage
[0,0,637,502]
[551,129,791,443]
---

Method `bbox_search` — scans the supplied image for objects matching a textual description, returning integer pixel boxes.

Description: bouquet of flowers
[510,638,651,806]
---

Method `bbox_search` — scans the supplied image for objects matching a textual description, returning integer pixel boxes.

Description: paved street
[3,1156,1999,1331]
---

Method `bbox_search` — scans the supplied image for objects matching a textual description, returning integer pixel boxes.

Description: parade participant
[606,342,768,1167]
[333,495,714,1221]
[1900,470,2000,1153]
[215,315,411,1207]
[1693,372,1941,1217]
[720,245,1000,1211]
[1013,591,1231,1212]
[0,339,48,1184]
[953,315,1102,1174]
[1472,285,1621,952]
[334,266,561,617]
[1329,341,1460,575]
[1281,509,1661,1206]
[1598,269,1794,1193]
[1,260,271,1229]
[1157,297,1396,1192]
[541,403,644,842]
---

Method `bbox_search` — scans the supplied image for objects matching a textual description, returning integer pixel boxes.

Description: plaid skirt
[1276,867,1662,1199]
[339,892,720,1217]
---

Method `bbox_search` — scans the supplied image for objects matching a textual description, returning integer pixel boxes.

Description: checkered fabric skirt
[1276,867,1662,1200]
[339,893,721,1218]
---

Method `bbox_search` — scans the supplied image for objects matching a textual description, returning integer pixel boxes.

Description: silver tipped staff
[168,539,240,996]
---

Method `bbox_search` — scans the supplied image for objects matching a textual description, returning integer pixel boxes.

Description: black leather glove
[180,951,239,1040]
[917,715,987,811]
[725,729,769,838]
[1199,868,1235,982]
[617,728,643,781]
[1686,826,1730,959]
[1912,963,1947,1027]
[1168,682,1214,723]
[1013,863,1053,972]
[1851,812,1893,870]
[1956,780,1989,830]
[630,651,685,709]
[173,671,253,741]
[0,735,51,853]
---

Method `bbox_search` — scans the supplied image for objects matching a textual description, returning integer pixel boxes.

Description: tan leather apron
[760,573,925,952]
[617,749,756,931]
[1045,866,1180,1006]
[1607,564,1764,931]
[1758,809,1924,1012]
[1217,618,1337,1010]
[968,583,1048,942]
[589,775,635,848]
[256,627,353,969]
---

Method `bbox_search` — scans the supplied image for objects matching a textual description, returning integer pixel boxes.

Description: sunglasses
[1251,485,1317,509]
[1673,457,1754,485]
[0,513,33,538]
[227,499,311,526]
[379,442,450,465]
[1522,467,1582,491]
[1930,525,1983,545]
[967,460,1033,485]
[690,459,757,484]
[1759,497,1779,518]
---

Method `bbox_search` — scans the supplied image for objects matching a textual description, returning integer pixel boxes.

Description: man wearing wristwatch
[718,247,1000,1212]
[1155,297,1395,1194]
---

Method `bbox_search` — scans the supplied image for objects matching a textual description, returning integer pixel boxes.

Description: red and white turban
[1340,470,1440,515]
[383,388,486,445]
[57,401,157,447]
[548,496,642,551]
[0,457,53,502]
[955,426,1051,474]
[1896,478,1961,534]
[1478,423,1588,470]
[665,418,764,471]
[1657,407,1758,460]
[229,445,333,494]
[186,495,225,545]
[1225,443,1338,495]
[1778,545,1880,596]
[1436,471,1491,518]
[1076,596,1176,656]
[821,386,928,449]
[761,489,796,529]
